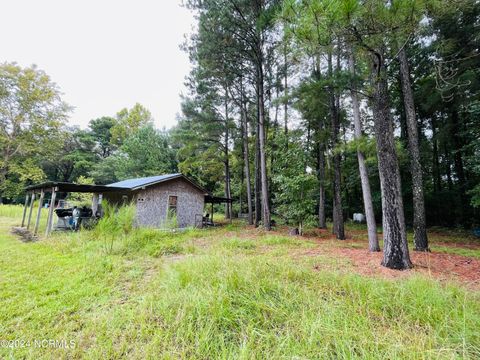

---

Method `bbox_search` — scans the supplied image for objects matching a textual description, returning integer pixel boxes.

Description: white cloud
[1,0,195,129]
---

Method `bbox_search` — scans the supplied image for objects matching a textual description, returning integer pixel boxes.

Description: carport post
[33,189,45,236]
[26,192,36,230]
[92,193,99,216]
[21,192,30,227]
[45,187,57,237]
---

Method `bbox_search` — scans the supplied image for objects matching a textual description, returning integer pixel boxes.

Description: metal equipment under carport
[21,182,125,237]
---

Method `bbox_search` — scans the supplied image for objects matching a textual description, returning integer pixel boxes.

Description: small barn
[104,173,207,228]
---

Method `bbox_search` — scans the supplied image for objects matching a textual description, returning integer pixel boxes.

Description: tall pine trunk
[328,50,345,240]
[314,56,326,229]
[398,47,428,251]
[348,49,379,251]
[250,0,271,230]
[450,106,468,225]
[371,51,411,270]
[241,82,254,225]
[317,139,327,229]
[224,89,232,219]
[431,116,442,193]
[257,56,271,230]
[284,41,288,146]
[255,97,262,227]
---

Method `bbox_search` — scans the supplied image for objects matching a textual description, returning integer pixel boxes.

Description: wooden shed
[104,173,208,228]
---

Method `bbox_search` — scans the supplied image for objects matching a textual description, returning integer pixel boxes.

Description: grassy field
[0,204,479,359]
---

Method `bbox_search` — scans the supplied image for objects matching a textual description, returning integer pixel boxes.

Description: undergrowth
[0,205,479,359]
[91,203,201,257]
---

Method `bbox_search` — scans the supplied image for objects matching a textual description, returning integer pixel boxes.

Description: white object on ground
[353,213,365,223]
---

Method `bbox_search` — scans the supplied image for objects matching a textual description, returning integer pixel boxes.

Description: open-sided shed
[23,182,125,236]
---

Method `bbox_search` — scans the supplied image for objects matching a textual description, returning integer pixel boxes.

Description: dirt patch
[412,251,480,287]
[11,227,37,242]
[200,224,480,289]
[283,228,480,288]
[302,244,480,289]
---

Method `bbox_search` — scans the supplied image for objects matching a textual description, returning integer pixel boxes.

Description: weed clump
[91,204,198,256]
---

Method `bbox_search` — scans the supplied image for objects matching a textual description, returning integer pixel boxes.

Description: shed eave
[127,174,208,194]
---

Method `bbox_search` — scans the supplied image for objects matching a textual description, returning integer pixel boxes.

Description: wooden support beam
[33,189,45,236]
[92,193,99,217]
[45,187,57,237]
[26,192,36,230]
[21,192,30,227]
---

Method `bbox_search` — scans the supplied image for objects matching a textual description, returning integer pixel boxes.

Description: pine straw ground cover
[0,204,479,359]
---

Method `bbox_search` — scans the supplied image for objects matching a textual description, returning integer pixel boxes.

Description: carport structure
[21,182,124,237]
[204,195,234,225]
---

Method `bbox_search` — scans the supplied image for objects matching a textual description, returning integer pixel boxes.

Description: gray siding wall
[105,178,204,228]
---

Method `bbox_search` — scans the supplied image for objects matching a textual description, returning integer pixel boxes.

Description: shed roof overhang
[205,195,233,204]
[25,182,127,193]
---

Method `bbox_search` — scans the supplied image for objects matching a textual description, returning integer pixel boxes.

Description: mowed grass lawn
[0,205,479,359]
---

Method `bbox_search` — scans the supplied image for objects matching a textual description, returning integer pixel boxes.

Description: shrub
[93,203,135,254]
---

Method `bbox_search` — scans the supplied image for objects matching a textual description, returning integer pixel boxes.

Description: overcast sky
[1,0,195,129]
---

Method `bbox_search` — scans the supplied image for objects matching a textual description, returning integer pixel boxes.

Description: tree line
[175,0,480,269]
[0,68,176,201]
[1,0,479,270]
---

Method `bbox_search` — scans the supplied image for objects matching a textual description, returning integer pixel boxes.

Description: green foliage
[470,185,480,208]
[68,176,95,204]
[94,203,136,254]
[466,101,480,208]
[90,124,177,183]
[0,62,69,200]
[272,134,317,232]
[110,103,154,147]
[2,159,45,199]
[42,126,98,183]
[172,96,228,191]
[2,0,479,239]
[89,155,119,185]
[114,125,177,179]
[89,116,117,158]
[164,210,179,230]
[92,203,197,256]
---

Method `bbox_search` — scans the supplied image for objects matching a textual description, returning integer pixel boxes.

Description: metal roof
[24,182,126,193]
[25,174,210,195]
[107,173,208,193]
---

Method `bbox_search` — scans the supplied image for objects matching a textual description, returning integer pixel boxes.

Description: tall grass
[1,205,480,358]
[92,203,135,254]
[135,255,480,359]
[0,204,26,219]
